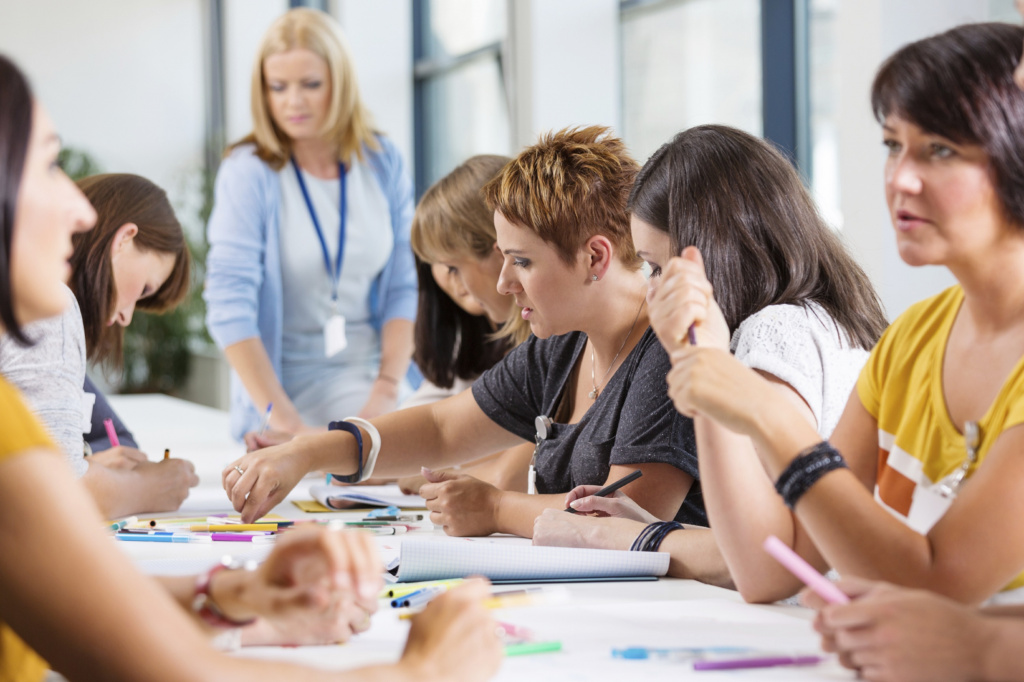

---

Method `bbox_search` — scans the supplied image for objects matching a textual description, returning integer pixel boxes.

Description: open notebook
[390,538,670,583]
[308,484,428,509]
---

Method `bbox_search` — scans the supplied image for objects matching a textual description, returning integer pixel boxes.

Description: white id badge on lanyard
[325,313,348,357]
[906,482,955,534]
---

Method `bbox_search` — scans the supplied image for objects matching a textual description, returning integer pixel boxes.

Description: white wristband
[343,417,381,482]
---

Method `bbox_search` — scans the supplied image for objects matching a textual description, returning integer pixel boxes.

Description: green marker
[505,641,562,657]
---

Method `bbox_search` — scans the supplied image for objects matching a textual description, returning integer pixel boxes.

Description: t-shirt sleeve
[0,292,88,476]
[856,316,901,420]
[471,335,550,443]
[607,337,699,480]
[732,305,828,429]
[0,378,57,460]
[84,375,138,451]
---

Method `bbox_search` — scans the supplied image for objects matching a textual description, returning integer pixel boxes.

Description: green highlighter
[504,641,562,657]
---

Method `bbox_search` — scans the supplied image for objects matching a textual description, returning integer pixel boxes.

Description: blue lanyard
[291,157,347,303]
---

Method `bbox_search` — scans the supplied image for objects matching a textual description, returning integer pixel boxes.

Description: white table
[109,394,854,681]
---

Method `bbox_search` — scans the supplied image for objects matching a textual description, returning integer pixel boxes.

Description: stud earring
[592,275,599,281]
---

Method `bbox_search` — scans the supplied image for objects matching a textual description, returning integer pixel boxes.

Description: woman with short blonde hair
[205,7,418,443]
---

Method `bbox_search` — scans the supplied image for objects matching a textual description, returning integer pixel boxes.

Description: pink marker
[103,418,120,448]
[763,535,849,604]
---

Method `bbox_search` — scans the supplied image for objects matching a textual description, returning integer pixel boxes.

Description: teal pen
[115,534,213,544]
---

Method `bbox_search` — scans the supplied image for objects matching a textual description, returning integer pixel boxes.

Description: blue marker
[391,585,446,609]
[115,534,213,544]
[612,646,752,661]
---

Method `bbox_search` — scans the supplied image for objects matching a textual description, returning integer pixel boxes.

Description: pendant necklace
[589,297,645,400]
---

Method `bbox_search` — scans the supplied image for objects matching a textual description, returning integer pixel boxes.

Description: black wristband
[327,420,364,483]
[774,441,848,509]
[630,521,684,552]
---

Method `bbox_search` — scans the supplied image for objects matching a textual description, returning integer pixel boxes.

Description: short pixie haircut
[872,22,1024,226]
[483,126,641,268]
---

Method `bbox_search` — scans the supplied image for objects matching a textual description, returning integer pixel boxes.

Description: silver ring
[234,465,245,476]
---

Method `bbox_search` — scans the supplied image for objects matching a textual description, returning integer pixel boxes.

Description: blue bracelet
[327,420,364,483]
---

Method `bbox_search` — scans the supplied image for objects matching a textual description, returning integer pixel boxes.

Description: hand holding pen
[647,246,730,353]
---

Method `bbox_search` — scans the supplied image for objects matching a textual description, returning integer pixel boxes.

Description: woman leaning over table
[0,173,200,520]
[224,126,704,536]
[0,52,499,682]
[532,125,887,590]
[640,22,1024,606]
[204,7,417,443]
[397,154,535,496]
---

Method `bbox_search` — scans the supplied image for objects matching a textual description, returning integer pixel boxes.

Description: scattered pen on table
[103,418,120,448]
[565,469,643,513]
[692,654,825,671]
[505,641,562,657]
[258,402,273,437]
[107,516,138,532]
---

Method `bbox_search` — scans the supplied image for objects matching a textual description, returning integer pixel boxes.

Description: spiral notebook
[389,538,670,583]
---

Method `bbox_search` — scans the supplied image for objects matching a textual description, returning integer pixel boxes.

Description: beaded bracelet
[630,521,685,552]
[774,441,849,509]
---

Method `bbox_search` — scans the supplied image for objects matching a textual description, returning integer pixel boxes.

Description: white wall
[835,0,1005,320]
[0,0,207,217]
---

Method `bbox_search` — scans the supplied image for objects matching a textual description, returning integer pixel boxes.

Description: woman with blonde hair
[204,7,417,443]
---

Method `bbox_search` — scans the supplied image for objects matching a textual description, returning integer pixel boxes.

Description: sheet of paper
[308,484,428,510]
[393,538,669,582]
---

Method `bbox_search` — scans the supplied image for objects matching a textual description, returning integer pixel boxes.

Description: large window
[621,0,762,164]
[413,0,511,196]
[808,0,841,228]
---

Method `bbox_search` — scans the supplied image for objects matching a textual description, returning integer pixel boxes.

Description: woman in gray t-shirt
[226,127,704,534]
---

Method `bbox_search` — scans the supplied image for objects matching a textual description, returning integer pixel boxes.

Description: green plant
[59,147,213,395]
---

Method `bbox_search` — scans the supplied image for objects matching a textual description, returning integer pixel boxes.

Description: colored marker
[693,654,825,671]
[393,585,447,609]
[612,646,751,660]
[209,533,275,543]
[505,641,562,657]
[115,534,212,544]
[163,448,170,460]
[687,322,697,346]
[258,402,273,436]
[565,469,643,513]
[763,535,849,604]
[189,524,278,532]
[383,579,465,600]
[103,419,120,448]
[107,516,138,532]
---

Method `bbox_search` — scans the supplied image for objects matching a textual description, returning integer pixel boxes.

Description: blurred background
[0,0,1018,408]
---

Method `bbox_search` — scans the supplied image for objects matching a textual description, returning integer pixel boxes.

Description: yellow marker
[398,591,540,620]
[382,579,465,600]
[189,524,278,532]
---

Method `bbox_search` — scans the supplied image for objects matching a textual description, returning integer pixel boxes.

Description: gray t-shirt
[472,327,705,525]
[0,285,89,476]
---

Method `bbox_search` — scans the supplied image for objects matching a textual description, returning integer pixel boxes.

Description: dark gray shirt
[472,327,706,526]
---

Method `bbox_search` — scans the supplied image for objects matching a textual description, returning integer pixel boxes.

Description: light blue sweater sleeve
[369,136,418,326]
[203,146,272,350]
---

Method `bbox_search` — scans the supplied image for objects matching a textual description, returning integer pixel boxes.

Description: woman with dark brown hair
[0,172,199,519]
[533,125,886,590]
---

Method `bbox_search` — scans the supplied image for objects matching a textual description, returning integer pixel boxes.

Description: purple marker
[209,533,275,543]
[693,654,825,671]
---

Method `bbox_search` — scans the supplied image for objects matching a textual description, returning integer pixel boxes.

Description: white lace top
[730,303,870,437]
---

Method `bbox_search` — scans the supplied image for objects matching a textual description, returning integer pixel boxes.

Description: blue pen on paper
[391,585,446,609]
[258,402,273,437]
[613,647,752,661]
[693,654,825,671]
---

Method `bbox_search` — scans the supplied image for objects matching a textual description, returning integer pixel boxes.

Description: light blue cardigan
[204,137,418,440]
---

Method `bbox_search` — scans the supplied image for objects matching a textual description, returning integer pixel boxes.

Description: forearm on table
[81,464,144,520]
[697,417,813,601]
[223,338,303,431]
[495,492,569,538]
[659,528,734,588]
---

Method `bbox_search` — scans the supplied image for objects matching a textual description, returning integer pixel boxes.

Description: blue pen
[613,646,752,661]
[391,585,446,609]
[258,402,273,437]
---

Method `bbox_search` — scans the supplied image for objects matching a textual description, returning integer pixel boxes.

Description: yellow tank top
[0,376,55,682]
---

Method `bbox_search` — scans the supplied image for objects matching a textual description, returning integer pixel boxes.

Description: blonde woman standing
[205,8,417,442]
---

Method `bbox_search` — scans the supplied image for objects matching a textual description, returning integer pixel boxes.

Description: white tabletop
[109,394,854,681]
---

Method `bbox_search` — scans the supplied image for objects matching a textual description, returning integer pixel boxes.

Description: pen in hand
[564,469,643,514]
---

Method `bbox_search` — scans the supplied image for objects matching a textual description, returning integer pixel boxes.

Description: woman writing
[224,127,704,536]
[204,7,417,442]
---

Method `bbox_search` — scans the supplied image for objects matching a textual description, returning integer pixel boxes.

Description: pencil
[565,469,643,513]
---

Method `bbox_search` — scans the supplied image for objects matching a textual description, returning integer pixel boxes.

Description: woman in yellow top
[650,22,1024,605]
[0,54,500,682]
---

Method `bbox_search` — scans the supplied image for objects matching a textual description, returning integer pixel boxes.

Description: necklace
[589,297,646,400]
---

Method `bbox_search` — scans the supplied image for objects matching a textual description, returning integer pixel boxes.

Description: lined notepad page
[309,484,428,509]
[394,539,670,582]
